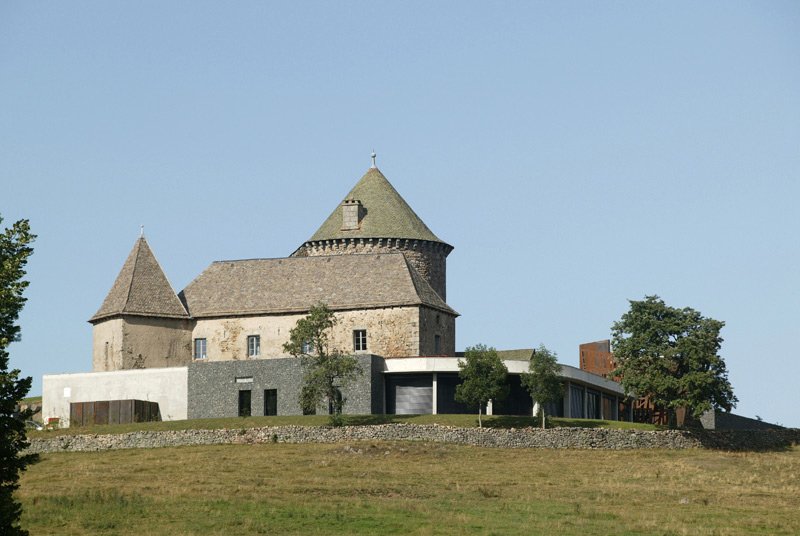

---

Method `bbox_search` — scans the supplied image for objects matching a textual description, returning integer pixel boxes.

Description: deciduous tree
[455,344,508,427]
[1,216,36,535]
[611,295,737,428]
[283,303,362,426]
[521,345,563,429]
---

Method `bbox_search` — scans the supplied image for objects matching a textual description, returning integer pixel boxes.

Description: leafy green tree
[1,216,36,535]
[283,303,362,426]
[455,344,509,427]
[521,345,563,429]
[611,295,737,428]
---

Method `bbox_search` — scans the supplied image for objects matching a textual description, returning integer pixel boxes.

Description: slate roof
[90,237,189,323]
[180,253,458,318]
[305,167,451,247]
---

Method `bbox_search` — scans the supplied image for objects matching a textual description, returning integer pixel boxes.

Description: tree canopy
[611,295,737,427]
[521,345,563,429]
[455,344,508,427]
[283,303,362,425]
[0,216,36,535]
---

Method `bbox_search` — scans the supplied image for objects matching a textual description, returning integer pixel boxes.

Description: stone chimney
[341,199,363,230]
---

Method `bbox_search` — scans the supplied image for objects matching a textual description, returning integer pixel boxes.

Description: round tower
[292,166,453,301]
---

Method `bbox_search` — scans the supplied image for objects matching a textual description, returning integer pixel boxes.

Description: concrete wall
[701,410,785,431]
[187,355,384,418]
[42,366,188,427]
[191,306,424,362]
[92,316,193,371]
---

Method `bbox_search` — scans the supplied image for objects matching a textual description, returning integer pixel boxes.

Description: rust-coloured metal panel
[94,401,109,425]
[69,399,160,427]
[70,403,83,428]
[579,340,615,377]
[109,400,121,425]
[83,402,95,425]
[120,400,133,424]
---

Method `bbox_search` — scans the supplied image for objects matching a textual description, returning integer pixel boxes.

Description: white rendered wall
[42,366,188,427]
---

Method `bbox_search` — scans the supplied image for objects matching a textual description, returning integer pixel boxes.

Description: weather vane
[371,150,377,168]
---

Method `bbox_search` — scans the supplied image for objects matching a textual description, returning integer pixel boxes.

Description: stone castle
[44,160,632,424]
[89,164,458,371]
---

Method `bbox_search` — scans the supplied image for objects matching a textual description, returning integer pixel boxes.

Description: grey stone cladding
[187,355,384,419]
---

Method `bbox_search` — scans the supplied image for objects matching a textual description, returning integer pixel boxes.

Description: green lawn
[28,413,657,438]
[18,442,800,535]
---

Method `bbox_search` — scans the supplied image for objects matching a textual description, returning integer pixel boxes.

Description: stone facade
[295,238,450,301]
[92,316,192,372]
[187,355,384,418]
[418,306,455,356]
[191,306,454,362]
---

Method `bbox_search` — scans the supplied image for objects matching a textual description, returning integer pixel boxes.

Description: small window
[247,335,260,358]
[193,338,207,359]
[353,329,367,352]
[301,340,313,354]
[434,335,441,354]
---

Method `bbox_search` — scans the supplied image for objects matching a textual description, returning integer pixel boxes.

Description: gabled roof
[305,167,450,246]
[180,252,458,318]
[90,237,189,323]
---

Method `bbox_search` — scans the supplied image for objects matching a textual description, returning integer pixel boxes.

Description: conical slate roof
[306,167,450,246]
[89,237,189,323]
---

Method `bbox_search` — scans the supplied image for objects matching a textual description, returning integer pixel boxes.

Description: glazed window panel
[193,338,207,359]
[353,330,367,351]
[247,335,260,357]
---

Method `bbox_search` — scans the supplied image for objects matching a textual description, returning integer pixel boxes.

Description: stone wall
[93,316,193,371]
[25,425,800,454]
[192,307,423,361]
[418,306,456,356]
[187,355,383,418]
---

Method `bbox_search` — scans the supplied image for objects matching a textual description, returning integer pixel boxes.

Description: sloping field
[18,442,800,535]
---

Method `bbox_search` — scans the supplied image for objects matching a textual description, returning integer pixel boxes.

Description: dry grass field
[18,441,800,535]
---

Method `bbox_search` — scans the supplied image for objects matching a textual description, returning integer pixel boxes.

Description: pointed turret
[90,237,189,323]
[293,166,453,301]
[306,167,450,245]
[89,236,192,372]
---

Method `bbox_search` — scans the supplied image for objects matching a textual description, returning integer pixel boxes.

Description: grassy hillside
[18,442,800,535]
[28,414,657,437]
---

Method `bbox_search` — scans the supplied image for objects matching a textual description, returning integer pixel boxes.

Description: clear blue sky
[2,2,798,426]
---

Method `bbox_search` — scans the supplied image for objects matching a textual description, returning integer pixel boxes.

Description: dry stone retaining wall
[25,424,800,454]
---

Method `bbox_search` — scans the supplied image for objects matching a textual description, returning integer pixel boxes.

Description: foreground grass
[28,413,656,437]
[18,443,800,535]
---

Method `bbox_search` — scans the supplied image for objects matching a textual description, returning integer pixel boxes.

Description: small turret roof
[89,237,189,323]
[305,167,450,246]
